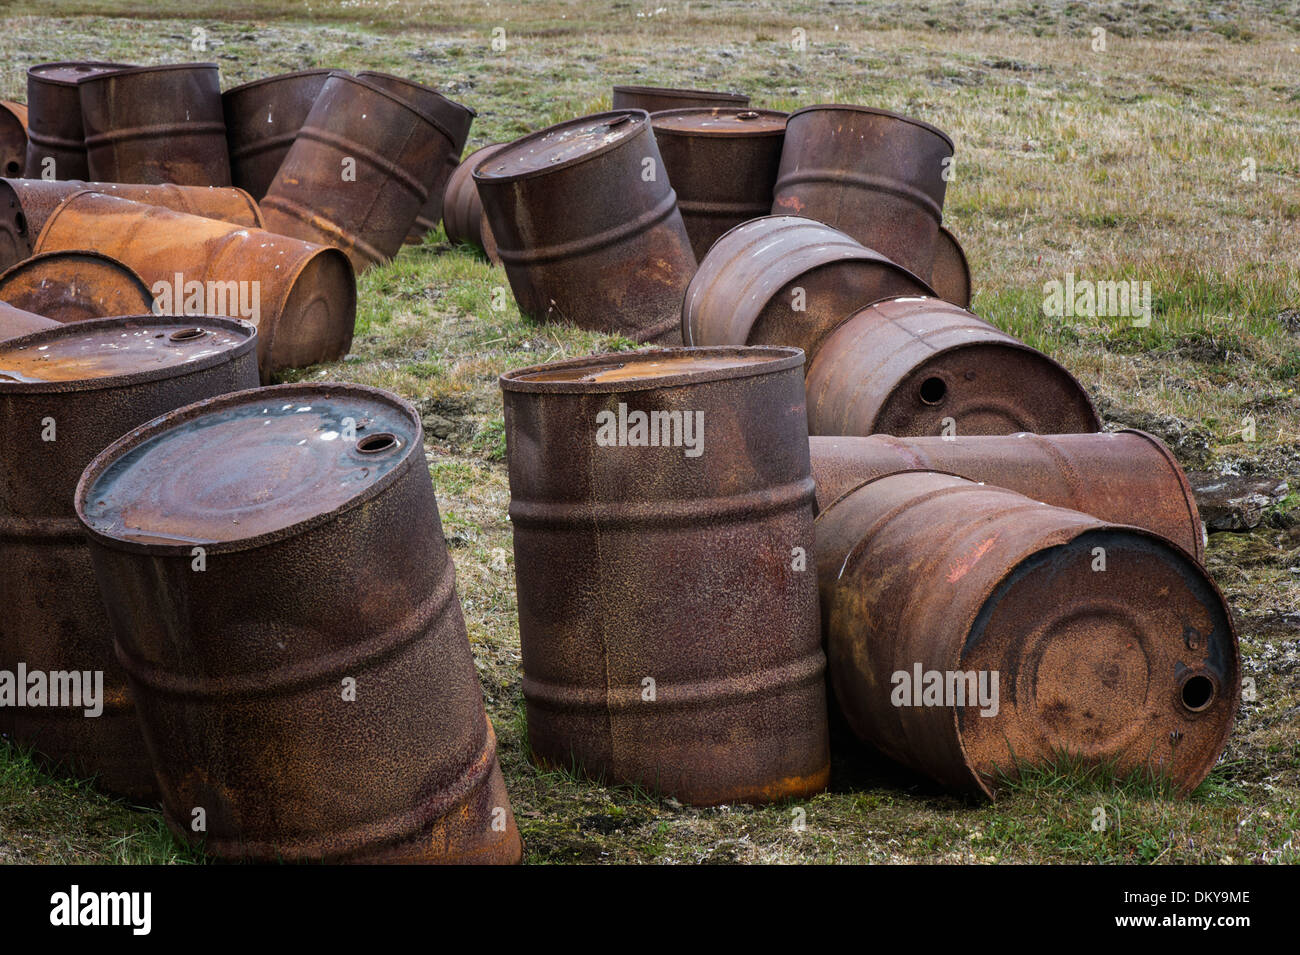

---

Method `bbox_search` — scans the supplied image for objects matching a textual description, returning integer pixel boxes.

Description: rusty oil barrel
[611,84,749,113]
[0,178,263,272]
[260,72,457,273]
[0,300,59,339]
[931,225,971,308]
[501,346,830,805]
[0,250,154,324]
[682,216,932,362]
[23,62,130,181]
[805,296,1101,437]
[222,69,336,201]
[74,382,523,863]
[808,431,1205,559]
[815,470,1239,796]
[355,70,475,241]
[35,191,356,382]
[0,315,259,799]
[0,102,28,180]
[773,105,953,284]
[79,63,231,187]
[650,107,787,261]
[476,111,696,345]
[442,142,507,263]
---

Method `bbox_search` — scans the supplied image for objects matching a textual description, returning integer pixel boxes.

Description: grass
[1,0,1298,864]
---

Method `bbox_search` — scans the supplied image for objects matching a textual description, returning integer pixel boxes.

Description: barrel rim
[787,103,955,150]
[319,71,459,146]
[500,345,805,394]
[612,83,749,102]
[76,62,221,88]
[1114,427,1206,561]
[74,381,423,557]
[472,109,650,184]
[650,106,788,137]
[220,67,340,98]
[354,69,479,120]
[26,61,133,87]
[0,313,257,394]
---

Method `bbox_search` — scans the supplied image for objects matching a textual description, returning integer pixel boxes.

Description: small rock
[1188,473,1289,531]
[423,413,457,439]
[1094,396,1213,468]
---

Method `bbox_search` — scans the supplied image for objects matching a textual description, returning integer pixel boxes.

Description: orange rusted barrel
[261,72,458,273]
[501,347,830,805]
[34,191,356,381]
[442,142,507,263]
[24,62,130,180]
[75,382,523,863]
[816,471,1239,796]
[0,251,154,324]
[931,225,971,308]
[611,84,749,112]
[0,300,59,339]
[0,315,259,800]
[809,431,1205,560]
[0,102,29,180]
[805,296,1101,437]
[682,215,932,362]
[222,69,336,201]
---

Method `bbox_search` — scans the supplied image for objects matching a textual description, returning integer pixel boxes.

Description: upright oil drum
[442,142,507,263]
[0,315,259,799]
[815,471,1240,796]
[611,85,749,113]
[75,382,523,864]
[501,346,830,805]
[222,69,336,201]
[23,62,129,180]
[475,111,698,344]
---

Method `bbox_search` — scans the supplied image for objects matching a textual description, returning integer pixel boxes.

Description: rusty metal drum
[23,62,129,181]
[931,225,971,308]
[612,85,749,113]
[443,142,507,263]
[651,108,787,260]
[805,296,1101,437]
[773,105,953,283]
[815,470,1239,796]
[0,300,59,339]
[682,216,932,362]
[222,69,336,201]
[0,250,154,323]
[79,63,231,187]
[501,346,830,805]
[35,191,356,382]
[475,110,697,345]
[0,102,28,180]
[75,382,523,863]
[0,315,259,800]
[808,431,1205,559]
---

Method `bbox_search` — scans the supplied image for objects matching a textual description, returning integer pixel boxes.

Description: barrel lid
[651,107,787,136]
[787,103,954,150]
[474,111,648,182]
[501,345,804,393]
[0,249,154,324]
[28,62,131,85]
[77,383,420,549]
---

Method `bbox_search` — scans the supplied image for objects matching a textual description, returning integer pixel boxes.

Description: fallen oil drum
[808,431,1205,560]
[0,178,263,271]
[34,191,356,381]
[442,142,508,263]
[222,69,337,201]
[74,382,523,864]
[682,216,932,362]
[475,110,697,345]
[79,63,231,187]
[611,84,750,113]
[815,470,1240,796]
[260,72,455,273]
[23,62,129,180]
[0,299,59,339]
[0,250,154,324]
[0,314,260,800]
[0,102,28,179]
[773,105,954,284]
[355,70,476,242]
[501,346,830,805]
[805,296,1102,437]
[930,225,971,308]
[650,108,788,261]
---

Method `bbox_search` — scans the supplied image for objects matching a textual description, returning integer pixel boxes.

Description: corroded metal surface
[611,84,749,113]
[23,62,129,180]
[808,431,1205,560]
[35,191,356,381]
[651,108,787,260]
[805,296,1101,437]
[0,250,153,324]
[0,300,59,339]
[931,225,971,308]
[79,63,231,186]
[501,346,830,805]
[356,71,475,241]
[222,69,336,201]
[443,143,507,263]
[815,471,1239,796]
[0,315,259,800]
[75,382,522,863]
[682,216,932,362]
[260,73,455,273]
[773,105,953,283]
[475,110,696,344]
[0,102,28,180]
